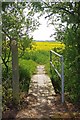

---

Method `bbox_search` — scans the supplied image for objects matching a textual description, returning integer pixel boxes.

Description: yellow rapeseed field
[32,41,65,51]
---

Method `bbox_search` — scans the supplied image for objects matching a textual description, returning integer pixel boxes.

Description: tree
[49,2,80,102]
[2,2,40,103]
[32,1,80,102]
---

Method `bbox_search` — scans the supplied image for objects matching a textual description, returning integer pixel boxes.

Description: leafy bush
[19,59,37,92]
[2,63,12,81]
[64,47,80,103]
[2,81,12,111]
[50,67,61,94]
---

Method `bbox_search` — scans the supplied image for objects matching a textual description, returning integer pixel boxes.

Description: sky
[31,15,56,41]
[23,8,65,41]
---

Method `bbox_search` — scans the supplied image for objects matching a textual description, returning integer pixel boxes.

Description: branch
[2,28,12,50]
[2,28,12,40]
[56,7,74,15]
[45,6,75,19]
[2,29,11,64]
[45,13,53,19]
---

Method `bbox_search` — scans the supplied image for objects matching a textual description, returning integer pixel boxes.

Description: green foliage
[50,70,61,94]
[2,58,37,110]
[40,2,80,103]
[3,83,12,111]
[45,63,50,75]
[2,63,12,81]
[22,50,49,65]
[19,59,37,92]
[64,46,80,102]
[62,24,80,102]
[50,50,63,94]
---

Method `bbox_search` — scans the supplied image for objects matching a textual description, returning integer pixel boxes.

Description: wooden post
[11,39,19,103]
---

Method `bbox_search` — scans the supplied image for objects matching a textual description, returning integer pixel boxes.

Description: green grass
[22,50,50,65]
[19,59,37,92]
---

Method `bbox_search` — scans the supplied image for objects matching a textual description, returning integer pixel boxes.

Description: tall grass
[22,50,50,65]
[19,59,37,92]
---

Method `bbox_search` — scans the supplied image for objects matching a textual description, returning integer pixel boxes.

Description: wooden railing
[50,50,64,103]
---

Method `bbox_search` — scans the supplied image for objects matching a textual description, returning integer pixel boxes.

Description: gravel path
[16,65,73,119]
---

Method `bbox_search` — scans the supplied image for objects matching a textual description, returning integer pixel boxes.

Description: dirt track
[16,65,72,119]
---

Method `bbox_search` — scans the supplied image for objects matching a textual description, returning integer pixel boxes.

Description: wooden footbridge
[16,50,66,119]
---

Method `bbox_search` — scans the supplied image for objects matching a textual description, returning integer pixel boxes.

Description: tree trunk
[11,39,19,103]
